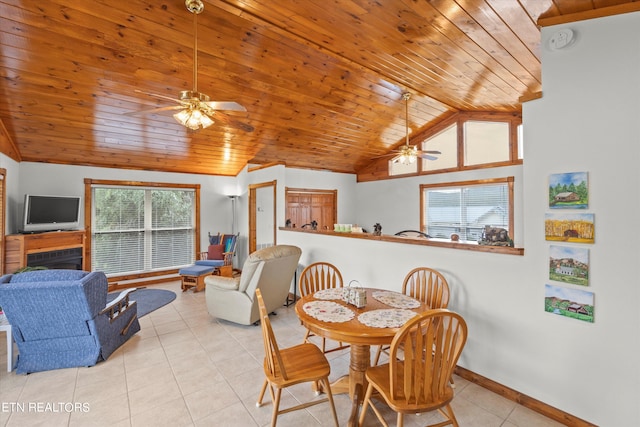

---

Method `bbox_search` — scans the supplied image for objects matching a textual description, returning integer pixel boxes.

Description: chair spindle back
[299,262,343,296]
[256,289,288,381]
[403,267,450,309]
[389,309,467,405]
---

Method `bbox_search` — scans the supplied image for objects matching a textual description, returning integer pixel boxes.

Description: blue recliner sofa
[0,269,140,374]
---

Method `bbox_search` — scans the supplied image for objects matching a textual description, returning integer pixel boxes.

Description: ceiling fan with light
[378,93,440,165]
[128,0,252,132]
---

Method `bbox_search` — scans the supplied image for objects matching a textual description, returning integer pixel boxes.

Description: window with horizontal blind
[91,185,196,275]
[421,177,514,243]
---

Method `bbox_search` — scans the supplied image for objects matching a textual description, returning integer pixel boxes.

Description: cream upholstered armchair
[204,245,301,325]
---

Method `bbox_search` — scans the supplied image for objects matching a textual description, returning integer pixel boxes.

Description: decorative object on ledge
[450,233,460,242]
[285,219,292,228]
[278,226,524,256]
[373,223,382,236]
[395,230,430,238]
[302,220,318,230]
[478,226,513,247]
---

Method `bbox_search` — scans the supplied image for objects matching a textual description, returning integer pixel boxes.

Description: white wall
[240,165,357,236]
[284,168,358,224]
[12,162,238,253]
[0,154,21,233]
[524,13,640,424]
[239,165,356,272]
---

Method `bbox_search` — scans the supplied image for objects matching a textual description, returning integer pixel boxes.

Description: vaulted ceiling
[1,0,638,177]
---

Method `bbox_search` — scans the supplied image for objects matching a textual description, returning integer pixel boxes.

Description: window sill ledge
[279,227,524,256]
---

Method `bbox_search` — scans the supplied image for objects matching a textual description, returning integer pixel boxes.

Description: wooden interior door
[285,188,337,230]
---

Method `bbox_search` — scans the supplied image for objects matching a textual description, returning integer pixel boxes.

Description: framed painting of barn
[545,213,595,243]
[549,171,588,209]
[545,284,594,323]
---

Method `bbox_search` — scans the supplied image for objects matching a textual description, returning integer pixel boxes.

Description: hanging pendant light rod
[192,2,198,93]
[185,0,204,94]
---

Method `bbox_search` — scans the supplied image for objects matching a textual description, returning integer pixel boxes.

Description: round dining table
[295,287,429,426]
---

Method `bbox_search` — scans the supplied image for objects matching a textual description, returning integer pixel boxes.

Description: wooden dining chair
[255,289,339,427]
[359,309,468,427]
[299,262,349,353]
[373,267,450,365]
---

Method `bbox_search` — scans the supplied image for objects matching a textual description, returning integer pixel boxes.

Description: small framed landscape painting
[545,284,594,323]
[544,212,594,243]
[549,245,589,286]
[549,171,588,209]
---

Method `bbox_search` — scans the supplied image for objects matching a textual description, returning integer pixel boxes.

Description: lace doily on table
[358,309,417,328]
[372,291,421,309]
[313,288,345,300]
[303,300,355,323]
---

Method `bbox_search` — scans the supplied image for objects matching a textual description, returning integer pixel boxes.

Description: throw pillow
[207,244,225,260]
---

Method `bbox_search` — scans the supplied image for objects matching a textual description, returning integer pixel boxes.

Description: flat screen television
[21,194,82,233]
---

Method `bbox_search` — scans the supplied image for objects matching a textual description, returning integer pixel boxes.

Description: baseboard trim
[454,366,597,426]
[108,275,179,291]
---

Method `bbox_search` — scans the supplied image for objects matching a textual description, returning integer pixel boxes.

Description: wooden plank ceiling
[0,0,638,177]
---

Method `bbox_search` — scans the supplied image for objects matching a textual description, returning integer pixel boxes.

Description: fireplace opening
[27,247,83,270]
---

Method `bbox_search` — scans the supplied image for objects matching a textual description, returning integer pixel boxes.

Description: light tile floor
[0,281,566,427]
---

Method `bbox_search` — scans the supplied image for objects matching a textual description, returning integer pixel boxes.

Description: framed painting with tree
[549,172,588,209]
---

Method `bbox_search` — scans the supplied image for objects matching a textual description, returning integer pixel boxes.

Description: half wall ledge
[278,227,524,256]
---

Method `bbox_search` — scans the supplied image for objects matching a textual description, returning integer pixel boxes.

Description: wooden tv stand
[5,230,87,273]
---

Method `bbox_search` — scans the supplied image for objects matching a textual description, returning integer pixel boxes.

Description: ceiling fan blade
[202,101,247,112]
[210,111,254,132]
[416,150,441,160]
[134,89,183,104]
[419,154,439,161]
[124,105,185,116]
[371,151,397,159]
[390,154,404,163]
